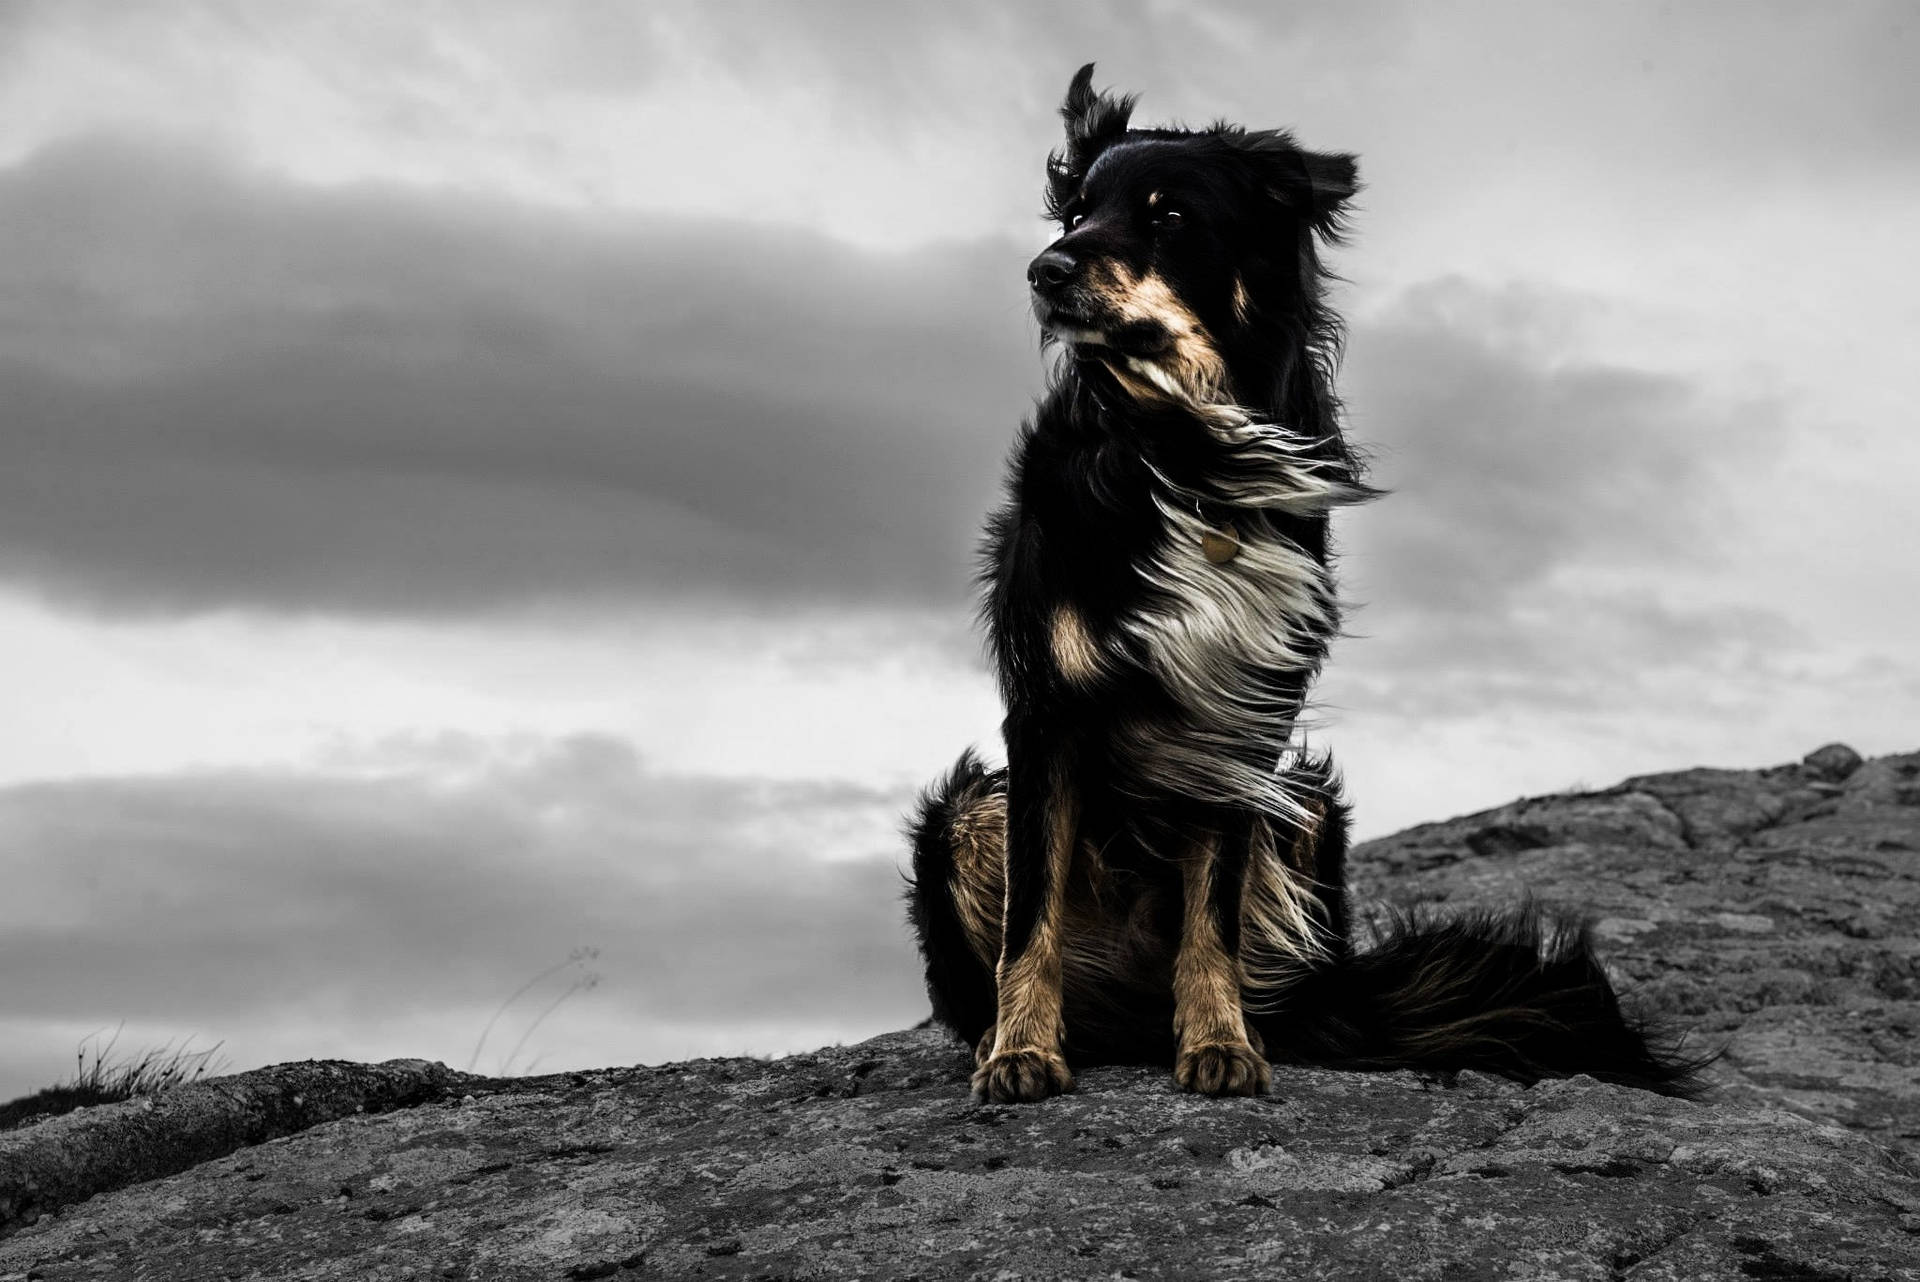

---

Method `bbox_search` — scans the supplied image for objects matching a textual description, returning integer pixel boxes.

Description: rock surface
[0,1058,466,1239]
[1355,743,1920,1155]
[2,745,1918,1280]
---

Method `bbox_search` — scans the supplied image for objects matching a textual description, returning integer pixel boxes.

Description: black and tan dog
[907,65,1701,1104]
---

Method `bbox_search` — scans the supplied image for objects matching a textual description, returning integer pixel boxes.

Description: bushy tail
[1260,904,1714,1098]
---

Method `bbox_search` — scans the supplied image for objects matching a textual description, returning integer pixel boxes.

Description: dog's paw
[1174,1041,1271,1097]
[973,1025,997,1068]
[971,1048,1074,1103]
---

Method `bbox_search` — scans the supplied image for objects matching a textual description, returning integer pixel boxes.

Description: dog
[906,65,1703,1104]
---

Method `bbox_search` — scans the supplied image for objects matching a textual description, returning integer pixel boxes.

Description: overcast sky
[2,0,1915,1099]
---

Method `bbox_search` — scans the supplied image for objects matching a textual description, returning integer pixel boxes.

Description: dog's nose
[1027,249,1078,295]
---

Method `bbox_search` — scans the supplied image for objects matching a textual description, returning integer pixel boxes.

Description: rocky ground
[2,744,1917,1280]
[1354,742,1920,1155]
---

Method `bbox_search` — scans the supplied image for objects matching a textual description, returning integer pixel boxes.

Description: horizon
[2,1,1916,1099]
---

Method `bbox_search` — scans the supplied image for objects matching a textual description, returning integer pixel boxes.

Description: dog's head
[1029,64,1358,408]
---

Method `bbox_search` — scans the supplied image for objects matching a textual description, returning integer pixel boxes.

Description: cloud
[0,138,1820,717]
[651,1,1920,180]
[0,136,1039,618]
[1323,277,1801,718]
[0,137,1796,636]
[0,733,931,1097]
[1342,278,1785,607]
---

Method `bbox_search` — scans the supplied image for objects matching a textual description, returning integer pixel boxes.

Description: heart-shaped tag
[1200,522,1241,565]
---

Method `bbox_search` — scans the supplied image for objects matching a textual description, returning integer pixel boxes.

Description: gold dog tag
[1200,522,1241,565]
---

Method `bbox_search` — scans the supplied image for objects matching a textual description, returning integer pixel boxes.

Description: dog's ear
[1221,128,1359,239]
[1297,148,1359,229]
[1045,63,1136,220]
[1060,62,1135,152]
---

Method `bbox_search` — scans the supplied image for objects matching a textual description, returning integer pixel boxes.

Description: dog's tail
[1257,904,1714,1097]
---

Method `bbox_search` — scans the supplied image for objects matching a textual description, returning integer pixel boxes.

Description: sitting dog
[907,65,1701,1104]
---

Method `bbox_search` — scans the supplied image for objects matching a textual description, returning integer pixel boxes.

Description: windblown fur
[905,65,1706,1102]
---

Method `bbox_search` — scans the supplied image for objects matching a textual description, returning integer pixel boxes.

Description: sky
[1,0,1916,1098]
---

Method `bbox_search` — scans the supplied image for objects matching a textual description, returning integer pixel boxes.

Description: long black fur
[904,64,1706,1099]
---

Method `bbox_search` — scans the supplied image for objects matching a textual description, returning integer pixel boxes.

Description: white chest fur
[1111,416,1363,818]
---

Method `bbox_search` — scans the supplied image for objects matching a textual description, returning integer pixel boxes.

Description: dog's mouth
[1032,298,1108,346]
[1034,299,1176,357]
[1038,312,1184,370]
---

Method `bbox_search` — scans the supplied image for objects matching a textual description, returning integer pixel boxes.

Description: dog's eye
[1067,213,1085,230]
[1152,208,1185,230]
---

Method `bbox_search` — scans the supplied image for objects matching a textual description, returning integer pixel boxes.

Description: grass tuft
[468,946,603,1077]
[0,1026,227,1131]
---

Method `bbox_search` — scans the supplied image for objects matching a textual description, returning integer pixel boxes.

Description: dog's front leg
[1172,822,1271,1096]
[972,730,1077,1103]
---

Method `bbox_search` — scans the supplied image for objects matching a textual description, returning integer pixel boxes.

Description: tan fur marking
[990,775,1078,1059]
[1084,262,1229,406]
[1231,275,1252,326]
[949,807,1165,1006]
[1172,834,1251,1053]
[1049,605,1105,685]
[948,790,1007,968]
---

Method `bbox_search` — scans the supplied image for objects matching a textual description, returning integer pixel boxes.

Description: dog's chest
[1044,500,1334,709]
[1004,392,1349,723]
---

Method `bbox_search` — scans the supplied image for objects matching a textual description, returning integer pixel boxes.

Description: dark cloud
[0,137,1791,634]
[1341,278,1769,613]
[0,133,1824,731]
[0,734,930,1096]
[0,136,1040,617]
[1323,277,1799,719]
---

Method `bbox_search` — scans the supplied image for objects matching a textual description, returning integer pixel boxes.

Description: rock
[3,1031,1919,1280]
[0,1058,468,1237]
[1617,767,1790,848]
[1358,790,1688,879]
[1804,742,1866,783]
[1353,746,1920,1159]
[2,745,1919,1280]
